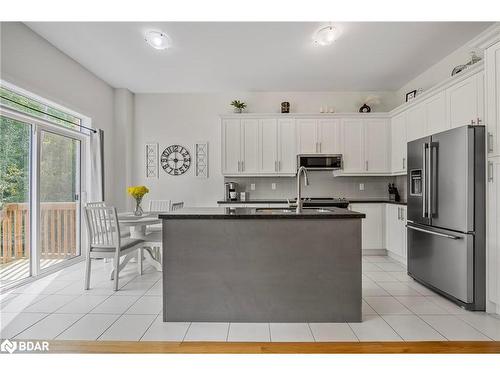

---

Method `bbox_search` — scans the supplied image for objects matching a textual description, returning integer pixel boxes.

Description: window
[0,86,82,131]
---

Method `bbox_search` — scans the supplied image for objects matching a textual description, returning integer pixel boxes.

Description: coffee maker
[224,182,239,201]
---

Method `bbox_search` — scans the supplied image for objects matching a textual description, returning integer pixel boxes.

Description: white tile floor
[1,255,500,342]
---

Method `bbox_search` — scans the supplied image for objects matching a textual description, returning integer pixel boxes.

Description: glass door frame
[0,106,89,285]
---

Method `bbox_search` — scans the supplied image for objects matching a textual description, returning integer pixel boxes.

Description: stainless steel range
[407,125,485,311]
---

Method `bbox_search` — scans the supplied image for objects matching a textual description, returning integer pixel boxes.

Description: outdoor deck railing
[0,202,77,264]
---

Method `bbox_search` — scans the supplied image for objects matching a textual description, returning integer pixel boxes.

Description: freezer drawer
[407,224,474,303]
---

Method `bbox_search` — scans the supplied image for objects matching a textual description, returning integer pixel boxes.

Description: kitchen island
[159,207,365,323]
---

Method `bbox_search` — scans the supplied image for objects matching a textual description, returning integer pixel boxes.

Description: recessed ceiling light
[145,30,171,50]
[314,25,338,46]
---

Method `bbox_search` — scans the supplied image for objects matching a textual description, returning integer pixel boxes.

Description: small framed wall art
[195,142,209,178]
[145,143,159,179]
[405,90,417,102]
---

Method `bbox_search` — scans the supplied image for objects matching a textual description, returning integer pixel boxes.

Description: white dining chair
[147,199,171,234]
[171,201,184,211]
[84,205,145,291]
[149,199,171,212]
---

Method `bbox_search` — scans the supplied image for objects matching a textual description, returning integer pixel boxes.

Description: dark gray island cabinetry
[159,207,365,323]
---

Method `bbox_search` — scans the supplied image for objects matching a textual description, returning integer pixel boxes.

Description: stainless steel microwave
[297,154,343,170]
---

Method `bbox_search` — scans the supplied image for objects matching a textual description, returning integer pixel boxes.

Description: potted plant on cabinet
[230,100,247,113]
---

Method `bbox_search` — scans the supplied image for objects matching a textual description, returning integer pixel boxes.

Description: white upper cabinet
[296,119,318,153]
[446,72,484,129]
[425,91,448,135]
[222,119,241,174]
[221,117,297,176]
[486,40,500,157]
[241,119,259,173]
[341,119,365,173]
[296,118,341,154]
[391,112,407,174]
[277,119,297,174]
[318,119,341,154]
[260,119,278,173]
[364,119,390,173]
[406,103,426,142]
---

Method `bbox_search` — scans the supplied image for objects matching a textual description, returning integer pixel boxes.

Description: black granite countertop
[217,198,407,206]
[159,207,365,219]
[349,199,407,205]
[217,199,288,204]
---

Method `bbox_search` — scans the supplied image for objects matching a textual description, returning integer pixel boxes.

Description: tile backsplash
[225,172,407,201]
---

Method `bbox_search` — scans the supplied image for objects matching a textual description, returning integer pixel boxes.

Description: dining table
[117,212,163,272]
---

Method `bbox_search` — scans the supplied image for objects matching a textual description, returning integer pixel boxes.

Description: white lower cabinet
[487,157,500,312]
[349,203,385,250]
[385,204,407,264]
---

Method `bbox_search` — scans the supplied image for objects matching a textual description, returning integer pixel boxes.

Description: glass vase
[134,198,144,216]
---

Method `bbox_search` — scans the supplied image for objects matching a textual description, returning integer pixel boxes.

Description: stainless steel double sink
[255,208,334,214]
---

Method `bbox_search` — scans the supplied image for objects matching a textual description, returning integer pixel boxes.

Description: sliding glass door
[0,116,32,284]
[0,110,86,288]
[39,130,81,270]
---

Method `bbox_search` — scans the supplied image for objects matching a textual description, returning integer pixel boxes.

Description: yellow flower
[127,185,149,199]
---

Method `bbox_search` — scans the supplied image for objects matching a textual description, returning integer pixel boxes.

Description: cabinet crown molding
[390,61,484,117]
[220,113,390,119]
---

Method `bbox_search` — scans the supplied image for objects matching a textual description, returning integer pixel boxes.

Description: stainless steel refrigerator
[407,125,485,311]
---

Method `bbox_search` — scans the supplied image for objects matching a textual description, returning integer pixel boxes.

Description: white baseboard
[362,249,388,256]
[386,251,407,266]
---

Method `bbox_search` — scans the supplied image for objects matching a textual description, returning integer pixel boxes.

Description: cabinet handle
[238,161,241,172]
[488,161,494,182]
[477,117,482,124]
[241,160,244,171]
[316,142,319,153]
[365,161,368,171]
[488,132,494,153]
[319,142,322,153]
[471,119,476,125]
[403,157,406,170]
[278,160,281,171]
[397,207,401,220]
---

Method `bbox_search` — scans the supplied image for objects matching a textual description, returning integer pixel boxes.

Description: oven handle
[406,224,461,240]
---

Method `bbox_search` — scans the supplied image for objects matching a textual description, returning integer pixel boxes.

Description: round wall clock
[160,145,191,176]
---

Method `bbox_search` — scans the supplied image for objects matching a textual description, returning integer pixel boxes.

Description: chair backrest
[84,205,120,249]
[149,199,171,212]
[171,201,184,211]
[86,201,106,208]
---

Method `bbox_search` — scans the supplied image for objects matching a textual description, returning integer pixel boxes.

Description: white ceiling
[25,22,492,93]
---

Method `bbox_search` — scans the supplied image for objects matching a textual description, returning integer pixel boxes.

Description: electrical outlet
[250,183,256,191]
[359,183,365,191]
[271,183,277,190]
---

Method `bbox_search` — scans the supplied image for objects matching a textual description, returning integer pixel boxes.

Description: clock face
[160,145,191,176]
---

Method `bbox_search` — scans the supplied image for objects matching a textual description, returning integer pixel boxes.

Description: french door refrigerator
[407,125,485,311]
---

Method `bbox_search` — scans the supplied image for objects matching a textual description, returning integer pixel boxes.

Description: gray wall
[0,22,128,209]
[226,173,407,201]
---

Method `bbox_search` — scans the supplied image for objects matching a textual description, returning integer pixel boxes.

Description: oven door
[297,154,342,170]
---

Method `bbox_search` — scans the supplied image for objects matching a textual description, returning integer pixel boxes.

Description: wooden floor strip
[44,340,500,354]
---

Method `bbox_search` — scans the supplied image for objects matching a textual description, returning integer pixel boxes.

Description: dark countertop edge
[159,213,365,219]
[349,199,407,206]
[217,199,407,206]
[217,199,288,204]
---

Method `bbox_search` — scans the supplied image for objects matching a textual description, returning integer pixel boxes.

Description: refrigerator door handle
[428,142,435,218]
[406,224,461,240]
[422,143,428,218]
